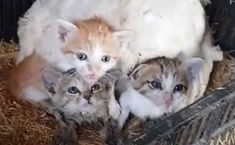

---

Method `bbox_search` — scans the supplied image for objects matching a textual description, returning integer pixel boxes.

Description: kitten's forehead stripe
[132,57,189,93]
[62,18,121,62]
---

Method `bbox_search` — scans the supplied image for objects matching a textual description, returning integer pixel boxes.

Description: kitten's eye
[91,84,101,92]
[77,52,87,61]
[173,84,184,93]
[67,86,81,94]
[101,55,111,62]
[148,80,162,89]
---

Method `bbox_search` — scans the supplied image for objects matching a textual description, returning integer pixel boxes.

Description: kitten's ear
[181,58,204,82]
[41,68,62,92]
[55,19,79,43]
[45,19,79,44]
[112,30,134,52]
[129,64,148,81]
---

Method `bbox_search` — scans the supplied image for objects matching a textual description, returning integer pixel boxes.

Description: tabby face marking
[128,57,203,112]
[42,68,119,123]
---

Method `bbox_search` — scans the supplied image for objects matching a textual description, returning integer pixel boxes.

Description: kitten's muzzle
[84,94,92,101]
[163,92,173,107]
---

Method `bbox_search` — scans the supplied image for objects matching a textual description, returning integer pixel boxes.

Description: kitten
[60,18,133,85]
[9,18,133,103]
[42,68,121,144]
[41,68,121,123]
[116,57,204,129]
[19,18,133,85]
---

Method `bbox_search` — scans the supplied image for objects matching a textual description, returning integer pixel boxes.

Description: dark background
[0,0,235,55]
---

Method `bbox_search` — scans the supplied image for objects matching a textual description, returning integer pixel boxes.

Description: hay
[208,52,235,92]
[0,41,59,145]
[0,41,235,145]
[210,128,235,145]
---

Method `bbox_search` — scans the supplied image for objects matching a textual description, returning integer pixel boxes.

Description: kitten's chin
[85,78,98,86]
[84,75,98,86]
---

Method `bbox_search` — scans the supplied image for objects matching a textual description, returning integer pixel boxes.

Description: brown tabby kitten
[116,56,204,129]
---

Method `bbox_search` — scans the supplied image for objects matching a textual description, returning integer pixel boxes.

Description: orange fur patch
[9,18,120,101]
[62,18,119,58]
[8,52,47,100]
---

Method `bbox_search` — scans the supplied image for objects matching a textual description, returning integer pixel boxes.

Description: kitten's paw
[213,46,223,61]
[210,45,223,61]
[16,54,25,64]
[16,47,34,64]
[109,101,121,120]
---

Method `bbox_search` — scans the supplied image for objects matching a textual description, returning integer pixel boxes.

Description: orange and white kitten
[34,18,132,85]
[9,18,132,103]
[60,19,133,85]
[116,57,204,129]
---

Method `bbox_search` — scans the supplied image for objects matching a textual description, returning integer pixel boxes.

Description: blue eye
[67,86,80,94]
[77,52,87,61]
[148,80,162,90]
[173,84,184,93]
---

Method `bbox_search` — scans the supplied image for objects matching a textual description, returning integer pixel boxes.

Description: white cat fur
[17,0,220,67]
[17,0,223,98]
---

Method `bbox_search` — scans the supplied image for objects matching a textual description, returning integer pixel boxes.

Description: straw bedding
[0,41,235,145]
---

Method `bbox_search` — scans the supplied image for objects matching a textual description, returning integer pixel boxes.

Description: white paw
[211,45,223,61]
[16,53,25,64]
[109,100,121,120]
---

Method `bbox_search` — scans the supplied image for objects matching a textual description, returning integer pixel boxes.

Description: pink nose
[86,73,96,79]
[85,73,98,85]
[163,92,172,107]
[88,73,95,77]
[163,92,172,100]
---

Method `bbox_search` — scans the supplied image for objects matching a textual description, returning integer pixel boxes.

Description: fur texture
[41,68,121,123]
[10,17,132,102]
[116,57,204,129]
[19,17,132,85]
[17,0,222,71]
[8,52,48,103]
[17,0,223,99]
[42,68,121,145]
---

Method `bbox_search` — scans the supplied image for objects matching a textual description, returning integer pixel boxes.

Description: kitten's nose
[164,92,173,100]
[84,94,91,101]
[163,92,173,107]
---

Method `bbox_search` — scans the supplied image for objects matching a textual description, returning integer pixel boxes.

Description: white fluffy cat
[17,0,222,96]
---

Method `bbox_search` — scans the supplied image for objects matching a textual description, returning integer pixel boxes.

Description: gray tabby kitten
[41,68,121,144]
[42,68,121,123]
[116,56,204,129]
